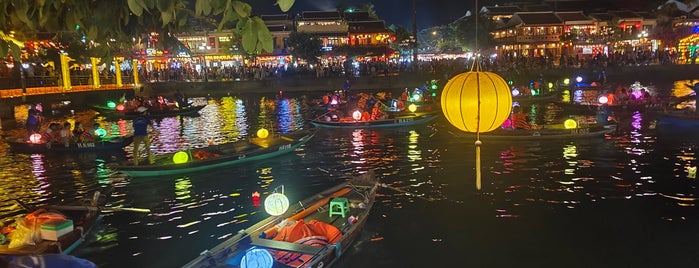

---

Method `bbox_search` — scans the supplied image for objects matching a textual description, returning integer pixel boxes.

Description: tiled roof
[481,5,522,15]
[260,14,289,21]
[517,12,563,25]
[588,13,615,21]
[266,25,291,32]
[609,10,642,19]
[301,11,341,20]
[344,11,372,21]
[555,11,593,23]
[348,21,390,33]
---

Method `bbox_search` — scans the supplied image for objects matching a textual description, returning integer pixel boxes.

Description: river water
[1,78,699,268]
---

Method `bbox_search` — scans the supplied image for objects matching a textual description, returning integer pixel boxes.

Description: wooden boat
[92,104,206,119]
[0,191,104,255]
[311,111,439,129]
[512,91,560,106]
[656,110,699,128]
[6,136,134,154]
[449,125,615,141]
[113,128,316,177]
[182,172,379,268]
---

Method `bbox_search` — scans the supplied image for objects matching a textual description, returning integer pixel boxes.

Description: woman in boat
[72,122,86,142]
[58,121,73,145]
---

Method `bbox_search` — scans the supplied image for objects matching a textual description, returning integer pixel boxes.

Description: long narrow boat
[6,136,134,154]
[182,172,379,268]
[113,128,316,177]
[656,110,699,128]
[311,111,439,129]
[0,191,104,255]
[93,104,206,119]
[450,124,615,141]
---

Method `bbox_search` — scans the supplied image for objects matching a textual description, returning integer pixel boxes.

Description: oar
[46,205,151,213]
[378,183,434,202]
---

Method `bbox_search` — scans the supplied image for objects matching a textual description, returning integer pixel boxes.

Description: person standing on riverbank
[132,107,154,165]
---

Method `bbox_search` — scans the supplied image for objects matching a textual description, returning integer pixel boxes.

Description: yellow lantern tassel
[475,139,482,190]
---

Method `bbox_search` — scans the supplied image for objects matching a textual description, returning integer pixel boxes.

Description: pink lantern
[116,104,125,111]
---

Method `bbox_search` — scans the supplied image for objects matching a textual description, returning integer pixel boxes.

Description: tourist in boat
[58,121,73,146]
[132,107,154,165]
[73,122,87,142]
[90,123,104,142]
[512,105,531,130]
[43,122,62,143]
[371,102,387,120]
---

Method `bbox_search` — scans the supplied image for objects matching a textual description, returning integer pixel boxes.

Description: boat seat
[328,197,349,218]
[249,237,322,255]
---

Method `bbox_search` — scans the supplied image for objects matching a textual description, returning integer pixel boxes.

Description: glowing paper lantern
[257,128,269,139]
[29,133,42,144]
[173,151,189,164]
[94,128,107,138]
[264,193,289,216]
[352,110,362,120]
[564,119,578,129]
[116,104,125,112]
[238,248,274,268]
[441,71,512,190]
[598,95,608,104]
[408,103,417,113]
[442,71,513,133]
[688,166,697,179]
[511,88,520,97]
[548,82,554,89]
[564,78,570,85]
[106,101,116,109]
[576,76,583,83]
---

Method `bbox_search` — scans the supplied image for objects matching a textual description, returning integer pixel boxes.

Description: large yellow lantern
[441,71,512,190]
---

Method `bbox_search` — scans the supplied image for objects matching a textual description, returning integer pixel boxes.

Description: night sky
[250,0,494,30]
[250,0,664,30]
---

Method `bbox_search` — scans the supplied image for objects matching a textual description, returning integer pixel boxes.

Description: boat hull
[7,136,134,153]
[451,126,615,141]
[181,172,378,268]
[114,129,315,177]
[311,113,439,129]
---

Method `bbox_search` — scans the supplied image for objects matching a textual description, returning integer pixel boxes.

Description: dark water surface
[1,79,699,268]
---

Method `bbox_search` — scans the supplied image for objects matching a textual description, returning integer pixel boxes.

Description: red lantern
[116,104,125,111]
[252,191,260,207]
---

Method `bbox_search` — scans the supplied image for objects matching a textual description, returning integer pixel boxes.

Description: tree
[287,31,322,64]
[0,0,295,62]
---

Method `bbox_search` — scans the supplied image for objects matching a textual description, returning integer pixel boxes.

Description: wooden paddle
[46,205,151,213]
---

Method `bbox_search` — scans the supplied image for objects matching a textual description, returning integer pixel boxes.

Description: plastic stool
[328,197,350,218]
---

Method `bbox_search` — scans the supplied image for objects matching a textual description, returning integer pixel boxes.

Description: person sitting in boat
[361,109,371,121]
[42,122,62,143]
[72,122,87,142]
[511,106,531,130]
[88,123,104,142]
[397,99,406,111]
[371,102,386,120]
[58,121,73,145]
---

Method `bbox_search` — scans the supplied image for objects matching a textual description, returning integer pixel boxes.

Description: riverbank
[1,64,698,123]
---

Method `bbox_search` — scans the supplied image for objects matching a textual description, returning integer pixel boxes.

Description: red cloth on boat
[269,219,343,267]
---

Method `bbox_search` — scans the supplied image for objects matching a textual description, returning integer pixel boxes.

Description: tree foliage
[287,31,322,64]
[0,0,295,63]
